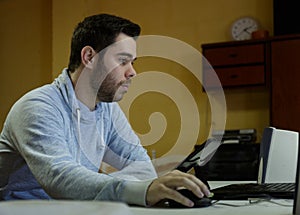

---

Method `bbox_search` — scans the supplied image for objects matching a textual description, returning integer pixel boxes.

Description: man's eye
[119,58,129,65]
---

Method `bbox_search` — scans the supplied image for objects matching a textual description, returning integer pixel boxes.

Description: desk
[130,180,293,215]
[0,200,131,215]
[131,199,293,215]
[0,199,293,215]
[0,181,294,215]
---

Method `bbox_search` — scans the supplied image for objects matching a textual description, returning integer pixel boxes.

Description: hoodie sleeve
[102,103,157,181]
[4,91,154,206]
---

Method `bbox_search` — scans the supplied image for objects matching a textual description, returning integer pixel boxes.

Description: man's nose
[126,64,137,78]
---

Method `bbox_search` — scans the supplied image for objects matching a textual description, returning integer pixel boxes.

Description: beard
[96,72,130,103]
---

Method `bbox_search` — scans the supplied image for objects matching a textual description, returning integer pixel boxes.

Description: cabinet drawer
[204,44,265,66]
[203,65,265,88]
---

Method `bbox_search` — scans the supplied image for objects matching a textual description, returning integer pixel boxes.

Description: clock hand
[236,25,255,37]
[243,25,255,34]
[236,29,248,37]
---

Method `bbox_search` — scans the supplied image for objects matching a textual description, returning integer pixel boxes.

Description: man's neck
[69,67,97,111]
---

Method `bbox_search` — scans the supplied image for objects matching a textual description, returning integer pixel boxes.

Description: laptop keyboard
[211,182,295,200]
[214,183,295,192]
[256,183,295,192]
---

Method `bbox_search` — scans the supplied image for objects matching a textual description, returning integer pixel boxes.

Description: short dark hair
[67,13,141,72]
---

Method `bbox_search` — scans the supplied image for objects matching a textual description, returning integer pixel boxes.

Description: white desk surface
[131,199,293,215]
[0,182,294,215]
[132,180,293,215]
[0,199,293,215]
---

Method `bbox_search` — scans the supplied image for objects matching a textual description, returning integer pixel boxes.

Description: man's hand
[146,170,211,207]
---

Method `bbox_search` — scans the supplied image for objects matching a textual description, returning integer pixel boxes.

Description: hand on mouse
[146,170,211,207]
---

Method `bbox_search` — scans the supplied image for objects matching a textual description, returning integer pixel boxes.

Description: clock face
[231,17,259,41]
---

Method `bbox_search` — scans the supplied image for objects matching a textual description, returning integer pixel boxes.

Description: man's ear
[81,46,95,69]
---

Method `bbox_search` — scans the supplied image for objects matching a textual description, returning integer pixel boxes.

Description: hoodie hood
[53,69,102,123]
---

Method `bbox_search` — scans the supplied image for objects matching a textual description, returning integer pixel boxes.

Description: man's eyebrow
[117,52,137,61]
[117,52,134,58]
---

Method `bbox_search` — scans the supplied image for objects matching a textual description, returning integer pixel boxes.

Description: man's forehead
[108,35,137,58]
[115,32,136,42]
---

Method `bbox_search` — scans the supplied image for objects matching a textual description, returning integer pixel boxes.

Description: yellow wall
[0,0,52,131]
[1,0,273,158]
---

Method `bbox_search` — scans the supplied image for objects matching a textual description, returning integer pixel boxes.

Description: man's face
[92,33,137,103]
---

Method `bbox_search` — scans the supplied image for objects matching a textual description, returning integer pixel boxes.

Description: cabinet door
[271,39,300,132]
[202,43,267,88]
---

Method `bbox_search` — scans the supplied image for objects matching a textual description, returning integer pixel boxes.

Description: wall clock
[231,17,259,41]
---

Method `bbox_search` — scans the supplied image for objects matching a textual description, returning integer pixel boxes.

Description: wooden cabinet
[271,36,300,133]
[202,40,268,89]
[202,35,300,133]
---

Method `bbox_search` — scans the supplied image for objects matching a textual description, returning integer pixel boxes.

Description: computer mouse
[168,188,212,208]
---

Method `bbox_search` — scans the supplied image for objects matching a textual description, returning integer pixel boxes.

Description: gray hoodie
[0,69,157,205]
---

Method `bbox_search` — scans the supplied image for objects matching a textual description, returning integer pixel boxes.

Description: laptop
[210,127,299,200]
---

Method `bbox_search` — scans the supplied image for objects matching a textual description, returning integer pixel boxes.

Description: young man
[0,13,210,207]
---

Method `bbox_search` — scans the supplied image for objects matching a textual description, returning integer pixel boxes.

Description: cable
[213,198,293,208]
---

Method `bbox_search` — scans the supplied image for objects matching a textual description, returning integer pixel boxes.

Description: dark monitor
[274,0,300,36]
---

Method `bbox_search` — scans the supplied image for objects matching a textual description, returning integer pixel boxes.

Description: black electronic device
[175,138,221,190]
[175,138,220,173]
[194,143,260,181]
[168,189,212,208]
[175,141,205,173]
[212,182,295,200]
[212,129,257,144]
